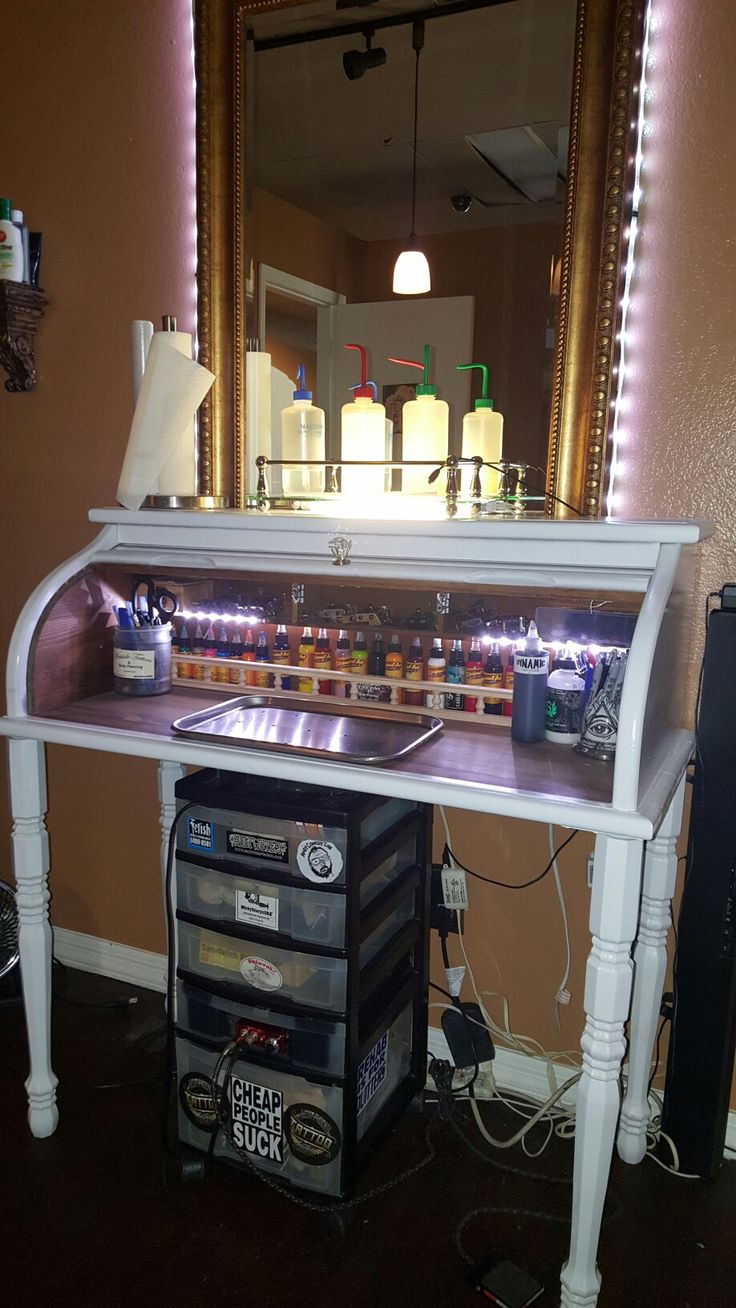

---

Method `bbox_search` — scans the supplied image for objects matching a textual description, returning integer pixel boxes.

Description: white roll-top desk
[1,508,711,1307]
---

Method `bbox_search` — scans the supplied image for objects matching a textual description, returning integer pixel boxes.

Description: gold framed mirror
[194,0,645,516]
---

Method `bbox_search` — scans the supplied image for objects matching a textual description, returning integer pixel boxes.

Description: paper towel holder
[143,494,230,510]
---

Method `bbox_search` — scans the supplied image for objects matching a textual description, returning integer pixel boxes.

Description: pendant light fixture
[392,18,431,296]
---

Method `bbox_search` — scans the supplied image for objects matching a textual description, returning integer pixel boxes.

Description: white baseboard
[50,928,736,1157]
[53,927,167,994]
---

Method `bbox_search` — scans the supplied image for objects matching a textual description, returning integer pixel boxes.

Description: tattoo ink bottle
[404,637,424,706]
[255,629,272,688]
[272,624,292,690]
[483,640,503,715]
[510,622,548,743]
[298,625,316,694]
[315,627,333,695]
[464,636,483,712]
[333,629,351,698]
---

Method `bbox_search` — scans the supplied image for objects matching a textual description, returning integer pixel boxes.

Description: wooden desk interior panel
[38,687,614,806]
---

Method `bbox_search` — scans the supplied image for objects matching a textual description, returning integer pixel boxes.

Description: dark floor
[3,969,734,1308]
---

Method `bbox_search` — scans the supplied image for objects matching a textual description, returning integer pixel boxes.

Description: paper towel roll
[131,320,154,402]
[152,330,197,495]
[246,351,272,496]
[116,333,215,511]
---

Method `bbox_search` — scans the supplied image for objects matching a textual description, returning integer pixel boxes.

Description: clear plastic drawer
[177,981,348,1075]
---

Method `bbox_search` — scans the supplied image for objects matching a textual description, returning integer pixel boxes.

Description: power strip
[426,1058,496,1099]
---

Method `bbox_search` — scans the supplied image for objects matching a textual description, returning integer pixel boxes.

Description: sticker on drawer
[226,829,289,863]
[239,955,284,991]
[198,933,243,973]
[186,817,214,852]
[236,888,279,932]
[179,1072,217,1133]
[357,1030,389,1114]
[296,839,344,884]
[230,1078,283,1162]
[285,1104,341,1165]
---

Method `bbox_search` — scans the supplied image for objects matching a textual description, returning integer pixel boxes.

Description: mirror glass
[245,0,578,498]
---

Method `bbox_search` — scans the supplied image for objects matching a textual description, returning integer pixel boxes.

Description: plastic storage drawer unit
[176,998,414,1196]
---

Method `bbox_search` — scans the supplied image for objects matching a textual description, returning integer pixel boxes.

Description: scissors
[131,576,178,625]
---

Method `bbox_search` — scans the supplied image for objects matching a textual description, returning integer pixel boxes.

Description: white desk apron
[1,509,711,1308]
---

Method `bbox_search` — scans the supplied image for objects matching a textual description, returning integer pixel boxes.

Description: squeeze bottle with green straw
[387,344,449,494]
[340,344,386,496]
[457,362,504,497]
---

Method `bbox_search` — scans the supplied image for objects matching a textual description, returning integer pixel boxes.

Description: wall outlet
[587,851,595,888]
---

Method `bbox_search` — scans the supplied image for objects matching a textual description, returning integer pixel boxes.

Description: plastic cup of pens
[113,605,172,696]
[574,650,628,761]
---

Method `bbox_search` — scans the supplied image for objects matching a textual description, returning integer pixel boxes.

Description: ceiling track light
[342,28,386,80]
[393,18,431,295]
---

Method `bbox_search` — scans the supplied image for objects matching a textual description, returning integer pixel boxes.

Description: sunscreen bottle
[341,344,386,496]
[387,345,449,494]
[457,363,504,497]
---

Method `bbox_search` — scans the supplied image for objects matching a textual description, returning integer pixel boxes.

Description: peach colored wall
[249,188,365,331]
[1,0,196,952]
[613,0,736,1108]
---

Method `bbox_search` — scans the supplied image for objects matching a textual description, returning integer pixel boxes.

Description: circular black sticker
[285,1104,342,1165]
[179,1072,217,1133]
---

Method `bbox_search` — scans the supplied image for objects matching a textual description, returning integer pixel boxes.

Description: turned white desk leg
[560,834,644,1308]
[158,761,185,1010]
[9,737,58,1138]
[617,776,686,1164]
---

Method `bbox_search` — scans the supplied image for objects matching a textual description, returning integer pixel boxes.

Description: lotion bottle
[457,363,504,497]
[11,209,29,283]
[281,364,326,496]
[387,345,449,494]
[0,199,23,281]
[341,344,386,496]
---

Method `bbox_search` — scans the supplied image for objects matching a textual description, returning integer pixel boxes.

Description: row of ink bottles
[172,621,511,712]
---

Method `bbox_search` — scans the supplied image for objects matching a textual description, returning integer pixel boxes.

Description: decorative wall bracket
[0,282,48,392]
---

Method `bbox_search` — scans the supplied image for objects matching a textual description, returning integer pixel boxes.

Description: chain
[209,1036,435,1215]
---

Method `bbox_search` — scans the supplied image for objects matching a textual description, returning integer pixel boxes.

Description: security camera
[451,193,473,214]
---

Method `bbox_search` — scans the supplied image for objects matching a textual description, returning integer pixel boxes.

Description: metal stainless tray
[171,695,443,764]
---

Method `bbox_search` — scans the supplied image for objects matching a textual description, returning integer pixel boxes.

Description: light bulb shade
[392,246,431,295]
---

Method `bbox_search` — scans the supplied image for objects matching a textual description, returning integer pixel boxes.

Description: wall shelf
[0,281,47,392]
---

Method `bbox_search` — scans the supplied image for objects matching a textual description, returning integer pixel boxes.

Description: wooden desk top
[40,687,614,807]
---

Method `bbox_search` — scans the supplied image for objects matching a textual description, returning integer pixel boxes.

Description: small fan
[0,880,20,1002]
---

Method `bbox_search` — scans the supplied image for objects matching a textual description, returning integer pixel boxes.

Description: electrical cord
[449,1105,573,1186]
[442,829,579,890]
[162,799,197,1157]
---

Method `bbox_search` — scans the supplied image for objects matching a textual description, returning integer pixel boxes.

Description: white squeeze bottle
[281,364,326,496]
[457,362,504,497]
[0,199,23,282]
[388,344,449,494]
[341,343,386,496]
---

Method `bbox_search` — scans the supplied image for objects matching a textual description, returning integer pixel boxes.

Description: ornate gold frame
[194,0,646,515]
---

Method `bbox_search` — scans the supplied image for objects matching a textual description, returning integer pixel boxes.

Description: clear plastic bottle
[457,363,504,497]
[341,345,386,496]
[281,365,326,496]
[388,346,448,494]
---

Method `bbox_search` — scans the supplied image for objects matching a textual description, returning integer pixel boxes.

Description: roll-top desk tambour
[1,508,712,1308]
